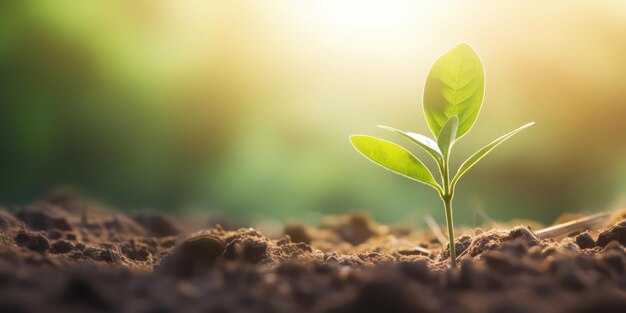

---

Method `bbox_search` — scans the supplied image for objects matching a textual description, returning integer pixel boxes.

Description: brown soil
[1,196,626,313]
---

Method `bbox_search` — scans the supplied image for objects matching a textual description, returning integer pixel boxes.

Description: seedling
[350,43,534,267]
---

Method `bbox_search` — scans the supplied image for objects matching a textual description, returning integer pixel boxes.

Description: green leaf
[451,122,535,188]
[350,135,441,191]
[377,125,442,162]
[424,43,485,140]
[436,116,459,159]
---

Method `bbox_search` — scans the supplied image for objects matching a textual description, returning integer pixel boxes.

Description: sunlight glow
[311,1,420,33]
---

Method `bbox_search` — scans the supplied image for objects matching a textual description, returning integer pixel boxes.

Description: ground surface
[1,194,626,313]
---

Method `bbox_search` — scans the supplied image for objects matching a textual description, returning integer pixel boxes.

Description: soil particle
[51,240,74,254]
[15,230,50,253]
[596,220,626,247]
[575,231,596,249]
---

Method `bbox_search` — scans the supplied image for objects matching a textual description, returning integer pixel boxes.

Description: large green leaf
[377,125,442,162]
[424,43,485,139]
[451,122,535,188]
[350,135,440,191]
[436,116,459,159]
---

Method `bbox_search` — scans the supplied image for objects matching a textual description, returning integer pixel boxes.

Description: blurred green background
[1,1,626,226]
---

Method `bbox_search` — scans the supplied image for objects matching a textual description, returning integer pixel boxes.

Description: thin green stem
[439,154,457,268]
[443,195,457,268]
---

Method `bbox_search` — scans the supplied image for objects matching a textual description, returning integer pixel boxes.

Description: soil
[1,194,626,313]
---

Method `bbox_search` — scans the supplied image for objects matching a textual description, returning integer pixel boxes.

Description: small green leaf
[436,116,459,159]
[350,135,441,191]
[451,122,535,188]
[424,43,485,139]
[377,125,442,162]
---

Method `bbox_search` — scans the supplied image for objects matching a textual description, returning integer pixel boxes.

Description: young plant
[349,43,534,267]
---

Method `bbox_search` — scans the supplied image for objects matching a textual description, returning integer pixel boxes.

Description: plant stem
[443,195,457,268]
[439,153,457,268]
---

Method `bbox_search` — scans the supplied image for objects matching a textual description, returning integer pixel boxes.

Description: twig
[535,212,611,239]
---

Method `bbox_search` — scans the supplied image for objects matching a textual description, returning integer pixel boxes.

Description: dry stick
[410,245,432,255]
[535,212,611,239]
[424,215,448,245]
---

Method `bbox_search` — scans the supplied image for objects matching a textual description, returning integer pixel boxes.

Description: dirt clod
[465,226,540,257]
[441,235,472,259]
[284,225,312,244]
[575,231,596,249]
[168,232,225,276]
[596,220,626,247]
[51,240,74,254]
[15,230,50,253]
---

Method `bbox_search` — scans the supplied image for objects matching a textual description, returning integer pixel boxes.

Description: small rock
[575,232,596,249]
